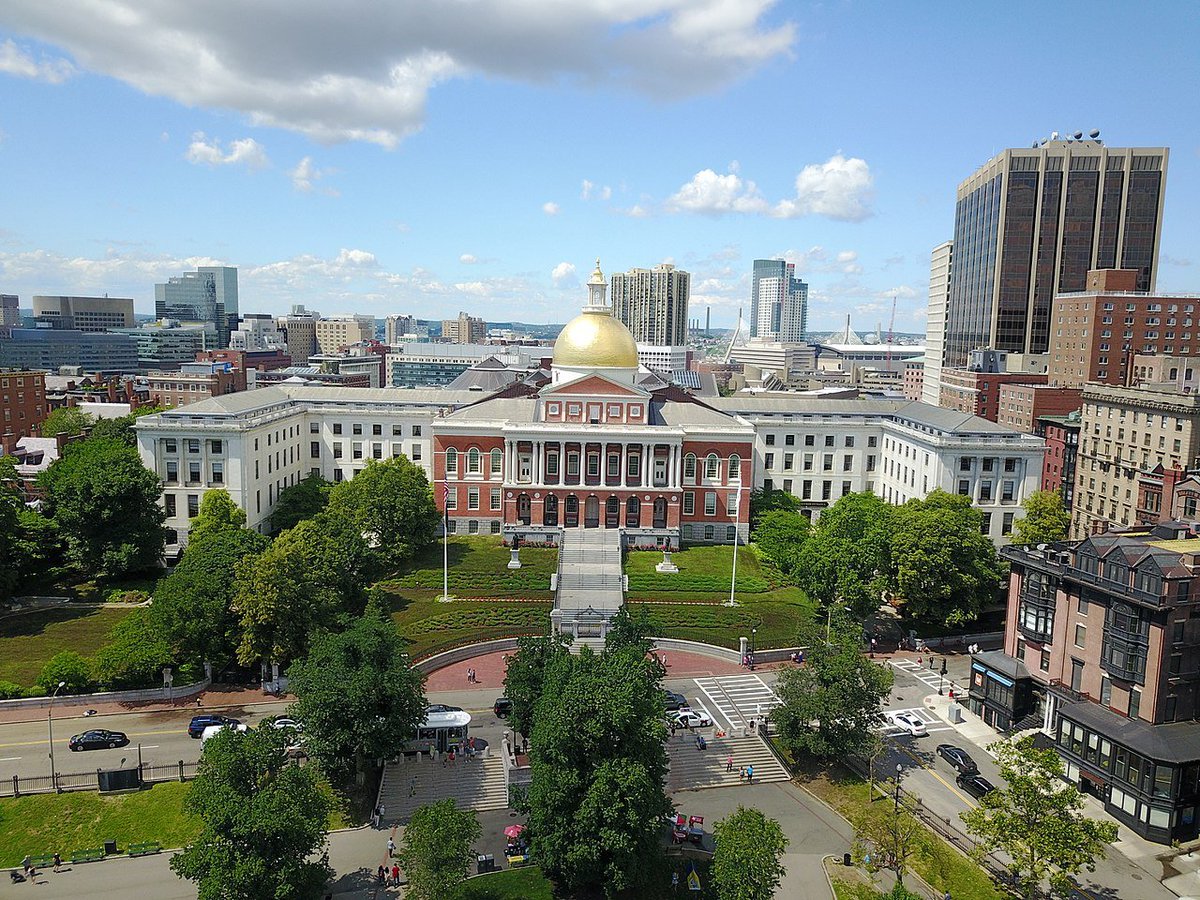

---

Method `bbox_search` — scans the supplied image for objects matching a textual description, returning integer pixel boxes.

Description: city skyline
[0,3,1197,331]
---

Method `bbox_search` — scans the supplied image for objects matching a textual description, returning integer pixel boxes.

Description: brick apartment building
[145,362,247,408]
[997,383,1083,434]
[0,370,47,440]
[1038,412,1081,511]
[940,368,1048,422]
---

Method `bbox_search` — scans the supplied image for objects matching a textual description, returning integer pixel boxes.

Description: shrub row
[626,574,770,593]
[397,605,551,637]
[388,571,553,590]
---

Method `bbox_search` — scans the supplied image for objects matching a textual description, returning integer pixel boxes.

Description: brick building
[997,383,1083,434]
[939,367,1047,422]
[145,362,246,408]
[0,370,47,440]
[1038,412,1081,511]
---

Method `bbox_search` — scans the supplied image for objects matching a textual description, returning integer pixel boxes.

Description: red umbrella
[503,824,526,839]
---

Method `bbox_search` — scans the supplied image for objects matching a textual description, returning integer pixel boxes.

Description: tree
[88,405,168,447]
[796,493,894,619]
[749,486,801,527]
[287,604,427,783]
[890,491,1002,626]
[37,650,94,694]
[525,643,671,897]
[0,458,22,601]
[271,472,331,533]
[771,616,893,759]
[234,513,374,665]
[171,725,332,900]
[152,526,270,666]
[38,437,166,575]
[961,736,1118,899]
[12,508,66,588]
[326,456,438,567]
[38,405,93,438]
[503,631,572,738]
[92,608,175,689]
[751,508,811,577]
[396,799,482,900]
[1013,490,1072,546]
[711,807,789,900]
[189,489,247,543]
[852,788,924,890]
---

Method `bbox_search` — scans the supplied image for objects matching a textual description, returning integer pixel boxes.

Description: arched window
[544,494,559,526]
[625,496,641,528]
[467,447,481,474]
[490,448,503,475]
[683,453,697,482]
[726,525,737,542]
[705,453,720,480]
[445,448,458,473]
[728,454,741,482]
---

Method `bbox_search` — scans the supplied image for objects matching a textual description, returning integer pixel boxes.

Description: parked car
[188,714,241,738]
[267,716,302,732]
[956,773,997,800]
[201,723,249,744]
[68,729,129,751]
[884,711,928,737]
[493,697,513,718]
[936,744,979,774]
[671,709,713,729]
[663,691,687,711]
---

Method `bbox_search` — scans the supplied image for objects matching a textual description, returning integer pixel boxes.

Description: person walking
[726,755,734,773]
[21,856,31,880]
[377,864,386,885]
[52,853,61,873]
[738,766,746,782]
[746,764,754,784]
[392,863,400,886]
[409,775,417,797]
[387,836,395,858]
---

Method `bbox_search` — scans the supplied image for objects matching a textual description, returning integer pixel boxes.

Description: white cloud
[0,2,795,147]
[666,168,768,215]
[551,261,576,285]
[773,154,874,222]
[289,155,338,194]
[581,179,612,201]
[623,204,649,218]
[542,201,560,216]
[334,248,377,267]
[0,38,74,83]
[460,253,478,264]
[185,133,269,169]
[836,250,857,264]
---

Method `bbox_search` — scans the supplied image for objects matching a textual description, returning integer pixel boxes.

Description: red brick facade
[0,370,47,440]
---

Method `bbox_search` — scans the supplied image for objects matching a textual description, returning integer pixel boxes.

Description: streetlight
[750,627,757,669]
[48,680,65,791]
[938,657,948,696]
[894,763,903,814]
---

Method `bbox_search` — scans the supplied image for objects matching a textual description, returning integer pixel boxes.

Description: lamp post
[894,763,903,814]
[938,657,947,696]
[48,680,65,792]
[751,627,757,669]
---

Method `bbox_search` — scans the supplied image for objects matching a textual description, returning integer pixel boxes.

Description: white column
[506,439,515,483]
[534,440,542,485]
[620,443,627,487]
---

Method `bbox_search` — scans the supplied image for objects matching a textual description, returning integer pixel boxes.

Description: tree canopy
[749,486,801,527]
[1013,490,1072,546]
[962,736,1117,899]
[503,632,573,739]
[751,508,811,577]
[771,615,893,759]
[88,405,168,447]
[796,492,895,619]
[38,405,93,438]
[287,603,427,783]
[0,459,22,601]
[37,437,165,575]
[270,472,331,534]
[188,489,247,544]
[37,650,94,694]
[712,806,789,900]
[171,725,332,900]
[396,799,482,900]
[325,456,438,567]
[92,608,174,689]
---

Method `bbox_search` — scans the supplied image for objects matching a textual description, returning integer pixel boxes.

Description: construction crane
[885,294,897,370]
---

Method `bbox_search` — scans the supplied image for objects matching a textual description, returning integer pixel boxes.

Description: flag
[687,863,701,891]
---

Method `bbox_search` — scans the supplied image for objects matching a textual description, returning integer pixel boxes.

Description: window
[467,447,481,474]
[821,481,831,500]
[372,424,382,436]
[824,435,834,447]
[842,454,853,472]
[332,423,342,435]
[372,443,383,460]
[784,453,795,471]
[211,462,224,484]
[187,494,199,518]
[468,520,479,534]
[546,452,560,476]
[1074,624,1086,648]
[567,452,580,476]
[310,441,320,459]
[188,461,201,484]
[353,442,363,460]
[1129,687,1141,720]
[164,495,176,517]
[210,440,223,453]
[822,453,833,472]
[187,439,200,454]
[845,436,855,448]
[683,492,695,515]
[765,434,775,446]
[445,488,457,510]
[704,492,717,516]
[683,453,696,481]
[785,434,796,446]
[607,454,620,477]
[412,426,422,436]
[1002,513,1014,535]
[164,438,177,453]
[728,454,741,481]
[490,489,501,511]
[446,448,458,473]
[393,424,403,436]
[1070,658,1084,692]
[467,488,480,510]
[587,453,600,477]
[333,442,343,459]
[491,449,503,476]
[165,461,178,483]
[765,452,774,468]
[705,454,720,479]
[726,493,737,515]
[353,424,363,435]
[411,445,422,461]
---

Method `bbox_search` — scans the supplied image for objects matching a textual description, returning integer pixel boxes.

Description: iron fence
[1,761,199,798]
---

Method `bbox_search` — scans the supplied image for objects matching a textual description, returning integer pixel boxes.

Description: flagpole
[442,479,450,601]
[727,483,742,607]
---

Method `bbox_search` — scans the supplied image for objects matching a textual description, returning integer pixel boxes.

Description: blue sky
[0,1,1196,332]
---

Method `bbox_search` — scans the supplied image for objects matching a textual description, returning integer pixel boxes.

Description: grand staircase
[552,528,625,647]
[377,753,508,824]
[666,731,790,792]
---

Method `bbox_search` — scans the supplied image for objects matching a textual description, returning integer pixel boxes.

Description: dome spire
[586,258,607,310]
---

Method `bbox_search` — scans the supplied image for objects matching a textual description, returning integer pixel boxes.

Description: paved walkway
[667,730,789,791]
[0,684,287,726]
[378,752,508,824]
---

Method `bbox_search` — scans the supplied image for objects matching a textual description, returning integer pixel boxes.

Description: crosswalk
[888,658,963,695]
[693,674,783,732]
[880,705,953,735]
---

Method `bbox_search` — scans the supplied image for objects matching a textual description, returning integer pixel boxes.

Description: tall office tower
[154,266,239,347]
[440,312,487,344]
[943,139,1168,368]
[922,241,953,405]
[32,295,135,332]
[610,263,690,346]
[385,314,418,344]
[749,259,808,342]
[277,305,320,362]
[0,294,18,326]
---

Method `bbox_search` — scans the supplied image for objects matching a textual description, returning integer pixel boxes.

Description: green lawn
[382,536,557,600]
[0,606,134,688]
[379,585,552,661]
[451,867,555,899]
[626,545,771,595]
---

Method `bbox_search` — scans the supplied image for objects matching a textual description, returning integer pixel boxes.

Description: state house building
[135,262,1044,551]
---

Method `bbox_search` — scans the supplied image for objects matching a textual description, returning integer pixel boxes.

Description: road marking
[0,727,184,750]
[887,737,975,807]
[141,745,159,750]
[0,756,21,761]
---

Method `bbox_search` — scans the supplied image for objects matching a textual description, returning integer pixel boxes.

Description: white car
[200,722,249,744]
[885,711,928,736]
[671,709,713,729]
[268,716,302,732]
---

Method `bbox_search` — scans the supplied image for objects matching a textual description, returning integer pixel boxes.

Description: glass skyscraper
[943,141,1167,368]
[750,259,808,342]
[154,266,239,348]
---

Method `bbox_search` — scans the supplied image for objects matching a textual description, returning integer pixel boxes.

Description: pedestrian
[469,736,476,754]
[870,637,877,658]
[409,775,417,797]
[661,653,667,668]
[738,766,746,782]
[371,806,380,828]
[21,856,30,879]
[449,748,456,767]
[670,720,676,737]
[377,864,386,885]
[797,649,804,664]
[378,803,385,823]
[747,764,754,784]
[726,755,734,773]
[749,718,756,733]
[195,696,202,708]
[387,836,395,858]
[392,864,400,886]
[52,852,61,873]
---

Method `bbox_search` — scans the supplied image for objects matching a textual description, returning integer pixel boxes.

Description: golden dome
[553,308,639,368]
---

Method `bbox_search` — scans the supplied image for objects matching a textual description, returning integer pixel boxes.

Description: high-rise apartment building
[610,264,690,346]
[385,314,418,344]
[229,314,288,353]
[922,241,952,404]
[154,266,239,347]
[277,305,320,363]
[0,295,20,326]
[943,140,1168,368]
[749,259,807,342]
[32,295,135,332]
[315,315,375,355]
[441,312,487,345]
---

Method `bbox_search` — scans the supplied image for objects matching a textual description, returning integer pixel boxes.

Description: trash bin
[843,852,852,867]
[104,839,117,855]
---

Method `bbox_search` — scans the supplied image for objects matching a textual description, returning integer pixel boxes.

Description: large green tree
[88,405,168,447]
[772,616,893,759]
[171,725,333,900]
[188,489,247,544]
[38,405,93,438]
[962,736,1117,899]
[503,631,573,738]
[233,513,374,664]
[751,508,811,577]
[396,799,482,900]
[525,643,671,897]
[326,456,438,567]
[711,807,789,900]
[37,650,94,694]
[152,525,271,666]
[37,437,166,575]
[1012,490,1072,546]
[749,486,801,527]
[0,458,22,600]
[796,493,894,619]
[287,603,427,783]
[851,789,924,890]
[270,472,331,533]
[92,608,175,689]
[890,491,1002,626]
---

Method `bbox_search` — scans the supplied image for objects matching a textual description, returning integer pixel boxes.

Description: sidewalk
[0,684,288,726]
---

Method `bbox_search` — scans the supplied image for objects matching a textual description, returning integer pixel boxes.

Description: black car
[68,729,129,751]
[663,691,687,711]
[956,773,997,800]
[188,714,241,738]
[936,744,979,774]
[493,698,513,718]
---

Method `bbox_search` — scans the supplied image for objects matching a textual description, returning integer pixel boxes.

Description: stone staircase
[667,731,790,792]
[553,528,626,645]
[377,753,508,823]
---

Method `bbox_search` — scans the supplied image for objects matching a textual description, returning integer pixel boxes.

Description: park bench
[28,854,55,869]
[70,847,105,864]
[128,842,161,857]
